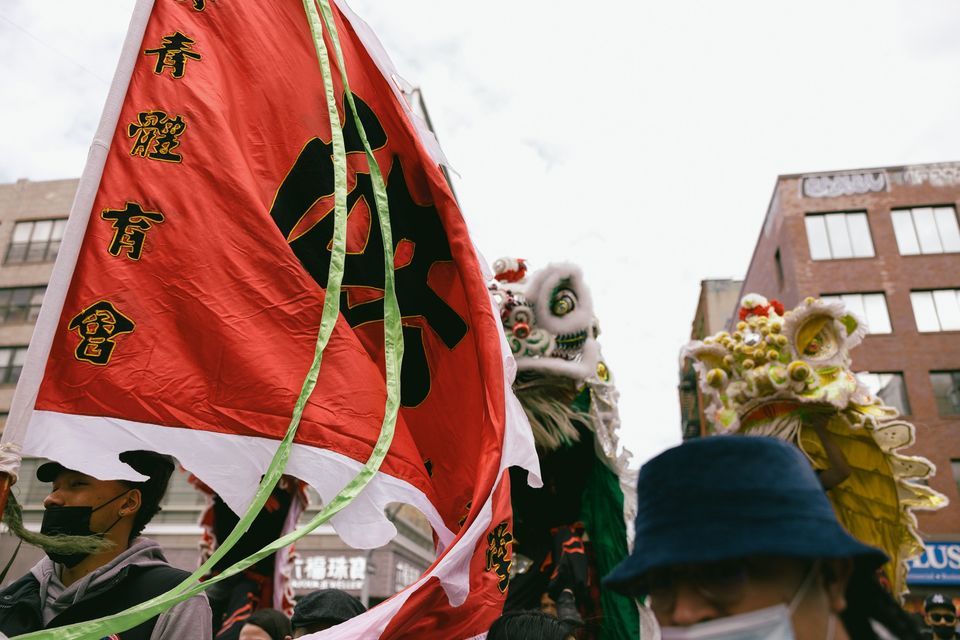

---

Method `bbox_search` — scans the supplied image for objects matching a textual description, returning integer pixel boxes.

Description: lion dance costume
[682,293,948,595]
[490,258,639,639]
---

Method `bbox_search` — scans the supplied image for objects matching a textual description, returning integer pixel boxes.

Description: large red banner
[6,0,538,636]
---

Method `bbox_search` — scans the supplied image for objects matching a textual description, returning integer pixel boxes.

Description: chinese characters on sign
[68,301,136,365]
[394,561,421,592]
[77,9,194,364]
[291,555,368,591]
[144,32,202,79]
[485,521,514,593]
[101,203,165,260]
[128,110,187,163]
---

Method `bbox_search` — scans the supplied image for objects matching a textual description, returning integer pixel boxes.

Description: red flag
[2,0,539,636]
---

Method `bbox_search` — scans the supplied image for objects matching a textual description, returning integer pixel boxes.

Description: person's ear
[119,488,142,518]
[820,558,854,614]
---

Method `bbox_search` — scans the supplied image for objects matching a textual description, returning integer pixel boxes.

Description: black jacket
[0,562,188,639]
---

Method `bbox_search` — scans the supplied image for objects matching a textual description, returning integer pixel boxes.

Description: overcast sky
[3,1,960,467]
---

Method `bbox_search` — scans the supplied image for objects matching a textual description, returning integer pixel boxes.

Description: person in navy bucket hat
[604,436,924,639]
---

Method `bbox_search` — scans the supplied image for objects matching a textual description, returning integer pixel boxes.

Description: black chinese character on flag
[485,521,514,593]
[270,95,468,407]
[101,202,165,260]
[68,301,135,366]
[128,110,187,163]
[144,32,202,79]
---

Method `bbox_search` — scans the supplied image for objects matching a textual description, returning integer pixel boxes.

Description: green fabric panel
[580,440,640,639]
[572,386,591,413]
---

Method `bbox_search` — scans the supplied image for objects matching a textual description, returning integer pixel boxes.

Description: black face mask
[932,625,958,639]
[39,491,130,568]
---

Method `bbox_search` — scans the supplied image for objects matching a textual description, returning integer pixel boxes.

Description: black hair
[243,608,293,640]
[118,451,175,541]
[488,611,576,640]
[839,567,923,640]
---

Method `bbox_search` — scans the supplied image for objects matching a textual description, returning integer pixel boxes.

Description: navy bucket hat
[603,436,887,592]
[291,589,366,629]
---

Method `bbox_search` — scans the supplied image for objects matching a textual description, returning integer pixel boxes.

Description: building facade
[739,162,960,609]
[679,279,742,440]
[0,178,435,604]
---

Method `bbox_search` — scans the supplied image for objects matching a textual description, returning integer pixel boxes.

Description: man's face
[43,470,132,534]
[925,606,957,634]
[639,556,849,640]
[540,592,558,617]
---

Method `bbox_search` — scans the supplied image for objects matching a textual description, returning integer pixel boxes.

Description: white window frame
[5,219,67,264]
[820,293,892,334]
[911,289,960,332]
[931,371,960,416]
[856,371,911,415]
[0,286,46,325]
[804,211,875,260]
[0,346,28,385]
[891,206,960,255]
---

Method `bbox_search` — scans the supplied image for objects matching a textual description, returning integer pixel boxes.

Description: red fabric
[35,1,510,636]
[380,475,513,637]
[739,299,784,320]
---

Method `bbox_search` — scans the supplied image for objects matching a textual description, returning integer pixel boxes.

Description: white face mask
[659,562,835,640]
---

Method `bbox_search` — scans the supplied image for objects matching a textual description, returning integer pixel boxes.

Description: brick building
[679,279,742,440]
[0,178,434,605]
[739,162,960,606]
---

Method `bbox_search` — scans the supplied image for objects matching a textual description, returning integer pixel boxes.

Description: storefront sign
[394,560,422,591]
[291,554,367,591]
[908,542,960,585]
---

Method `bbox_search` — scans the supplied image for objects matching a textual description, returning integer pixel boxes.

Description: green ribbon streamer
[15,1,402,637]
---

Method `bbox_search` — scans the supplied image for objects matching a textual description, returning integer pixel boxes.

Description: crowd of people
[235,589,368,640]
[0,437,956,638]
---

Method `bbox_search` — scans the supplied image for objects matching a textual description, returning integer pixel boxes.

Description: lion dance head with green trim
[682,293,948,595]
[490,258,642,639]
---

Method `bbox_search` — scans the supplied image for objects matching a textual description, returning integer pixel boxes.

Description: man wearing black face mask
[0,451,212,639]
[923,594,959,639]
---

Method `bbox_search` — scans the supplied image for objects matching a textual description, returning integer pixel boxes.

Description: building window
[0,286,45,324]
[5,218,67,264]
[0,346,28,385]
[891,206,960,255]
[821,293,892,334]
[911,289,960,332]
[804,212,875,260]
[931,371,960,416]
[857,372,911,415]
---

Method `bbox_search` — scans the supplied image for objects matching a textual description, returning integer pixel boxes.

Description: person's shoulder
[0,572,40,598]
[153,589,212,640]
[0,573,43,636]
[126,563,191,593]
